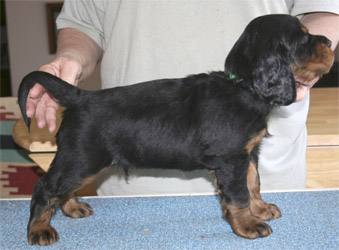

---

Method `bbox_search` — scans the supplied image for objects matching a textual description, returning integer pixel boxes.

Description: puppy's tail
[18,71,89,129]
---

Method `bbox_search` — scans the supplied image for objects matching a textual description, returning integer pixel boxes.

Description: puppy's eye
[296,31,312,47]
[301,34,311,44]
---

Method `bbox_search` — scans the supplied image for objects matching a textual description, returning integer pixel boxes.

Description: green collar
[228,73,244,83]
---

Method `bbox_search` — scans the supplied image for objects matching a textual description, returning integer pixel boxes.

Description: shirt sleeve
[56,0,106,50]
[289,0,339,16]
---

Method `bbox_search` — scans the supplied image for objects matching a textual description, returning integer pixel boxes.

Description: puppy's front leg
[247,161,281,221]
[214,160,273,239]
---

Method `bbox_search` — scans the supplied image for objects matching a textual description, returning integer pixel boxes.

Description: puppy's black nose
[326,39,332,48]
[316,36,332,48]
[320,36,332,48]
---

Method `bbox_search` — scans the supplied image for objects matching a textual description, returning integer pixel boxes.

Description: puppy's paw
[28,225,59,246]
[227,207,273,239]
[261,203,281,221]
[62,199,94,218]
[251,202,282,221]
[232,217,273,239]
[66,202,93,218]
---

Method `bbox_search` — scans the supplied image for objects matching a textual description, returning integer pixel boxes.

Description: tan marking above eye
[300,26,308,34]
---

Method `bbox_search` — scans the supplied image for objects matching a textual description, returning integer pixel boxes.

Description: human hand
[27,57,82,133]
[294,76,319,102]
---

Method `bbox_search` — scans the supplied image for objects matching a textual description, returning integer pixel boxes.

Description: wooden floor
[307,88,339,146]
[306,88,339,188]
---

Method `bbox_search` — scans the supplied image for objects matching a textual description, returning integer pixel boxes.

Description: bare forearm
[301,13,339,50]
[56,28,103,81]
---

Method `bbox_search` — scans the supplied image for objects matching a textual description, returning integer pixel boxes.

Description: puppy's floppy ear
[226,35,297,106]
[252,51,296,106]
[225,14,299,106]
[225,32,252,81]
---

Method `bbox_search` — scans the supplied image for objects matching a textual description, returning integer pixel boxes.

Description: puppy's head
[225,14,334,106]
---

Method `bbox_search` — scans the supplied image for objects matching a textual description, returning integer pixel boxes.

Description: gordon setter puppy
[18,14,333,245]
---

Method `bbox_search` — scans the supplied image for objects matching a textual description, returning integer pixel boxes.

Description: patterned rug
[0,97,42,198]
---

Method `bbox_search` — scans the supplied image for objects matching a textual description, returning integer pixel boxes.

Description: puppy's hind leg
[53,157,105,220]
[27,174,59,246]
[59,176,97,219]
[27,149,106,245]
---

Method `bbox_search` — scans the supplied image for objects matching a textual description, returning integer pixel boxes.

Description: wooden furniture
[12,88,339,190]
[306,88,339,188]
[12,109,61,170]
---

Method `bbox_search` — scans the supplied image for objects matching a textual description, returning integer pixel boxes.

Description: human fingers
[296,84,309,102]
[295,77,319,102]
[45,94,59,133]
[27,63,60,118]
[26,83,45,118]
[27,64,60,132]
[34,92,58,131]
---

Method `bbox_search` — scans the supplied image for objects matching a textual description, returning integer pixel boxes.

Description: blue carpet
[0,191,338,249]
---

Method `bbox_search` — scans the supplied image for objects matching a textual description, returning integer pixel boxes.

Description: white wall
[5,0,338,96]
[5,0,100,96]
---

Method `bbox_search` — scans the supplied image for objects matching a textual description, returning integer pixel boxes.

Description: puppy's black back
[60,72,269,172]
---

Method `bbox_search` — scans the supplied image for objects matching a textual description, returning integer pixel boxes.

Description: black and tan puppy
[18,15,334,245]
